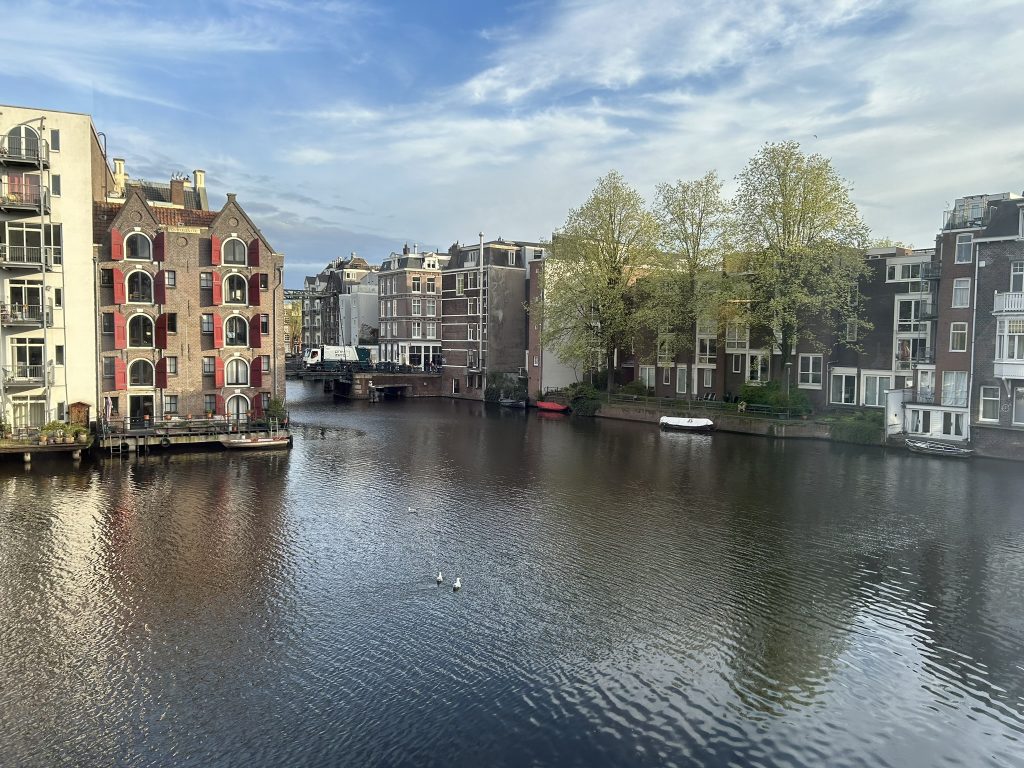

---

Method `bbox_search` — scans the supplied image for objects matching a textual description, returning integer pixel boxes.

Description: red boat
[535,401,570,413]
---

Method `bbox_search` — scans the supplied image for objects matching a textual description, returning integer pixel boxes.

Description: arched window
[225,394,249,419]
[223,238,247,265]
[225,315,248,346]
[225,274,247,304]
[226,358,249,386]
[126,271,153,303]
[128,314,154,347]
[125,233,152,260]
[128,359,154,387]
[6,125,40,161]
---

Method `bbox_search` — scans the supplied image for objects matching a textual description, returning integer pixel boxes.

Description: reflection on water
[1,380,1022,767]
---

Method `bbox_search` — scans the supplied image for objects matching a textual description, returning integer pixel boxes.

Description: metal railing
[0,136,49,165]
[0,181,50,211]
[2,364,46,383]
[0,244,60,267]
[101,413,289,436]
[0,303,50,325]
[943,208,992,230]
[919,262,942,280]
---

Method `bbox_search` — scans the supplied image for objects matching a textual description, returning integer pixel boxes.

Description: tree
[643,171,734,395]
[535,171,661,392]
[733,141,870,393]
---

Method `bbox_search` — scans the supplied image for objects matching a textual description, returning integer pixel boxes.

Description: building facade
[378,245,447,370]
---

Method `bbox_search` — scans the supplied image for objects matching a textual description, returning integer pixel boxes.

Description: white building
[1,105,109,429]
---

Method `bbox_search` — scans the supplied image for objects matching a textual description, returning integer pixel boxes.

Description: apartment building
[378,245,447,369]
[526,251,579,398]
[1,105,110,429]
[94,165,285,425]
[300,254,374,349]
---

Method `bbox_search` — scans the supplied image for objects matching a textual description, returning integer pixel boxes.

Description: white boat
[220,435,292,451]
[659,416,714,432]
[905,438,973,457]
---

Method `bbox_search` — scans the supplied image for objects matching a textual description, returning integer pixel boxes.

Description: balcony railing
[0,136,49,166]
[943,207,992,230]
[0,244,60,269]
[0,303,51,326]
[0,182,50,213]
[2,364,46,386]
[895,348,934,371]
[993,292,1024,313]
[907,387,936,404]
[919,262,942,280]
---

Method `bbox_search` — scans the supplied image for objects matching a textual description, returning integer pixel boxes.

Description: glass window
[204,394,217,415]
[425,299,436,316]
[125,233,151,261]
[128,314,153,347]
[638,365,655,390]
[831,373,856,404]
[100,269,113,287]
[950,322,967,352]
[941,371,968,407]
[955,233,972,264]
[223,239,246,265]
[412,298,421,316]
[260,273,268,291]
[942,411,964,437]
[202,357,216,375]
[101,313,114,334]
[426,277,436,294]
[102,357,115,377]
[226,358,249,386]
[411,321,422,339]
[952,278,970,308]
[996,319,1024,360]
[747,353,768,383]
[200,314,213,334]
[55,345,64,365]
[164,395,178,414]
[426,322,437,339]
[261,355,271,372]
[863,375,891,407]
[128,360,154,387]
[1011,262,1024,293]
[50,129,60,151]
[225,274,247,304]
[412,276,421,293]
[725,324,747,350]
[226,316,248,346]
[703,369,712,388]
[166,313,178,333]
[663,367,671,386]
[127,271,153,303]
[675,366,687,394]
[260,314,269,335]
[979,386,999,421]
[165,270,176,288]
[798,354,822,387]
[698,336,717,365]
[167,356,178,375]
[200,273,213,289]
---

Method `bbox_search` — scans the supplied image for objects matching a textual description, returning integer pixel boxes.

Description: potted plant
[73,425,89,443]
[42,420,68,444]
[0,418,10,441]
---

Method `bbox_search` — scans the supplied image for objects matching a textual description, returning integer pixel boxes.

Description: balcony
[0,182,50,214]
[0,302,52,327]
[943,207,992,230]
[993,292,1024,314]
[0,137,49,167]
[919,262,942,280]
[0,244,58,270]
[2,364,46,387]
[994,360,1024,380]
[895,347,934,371]
[906,387,936,405]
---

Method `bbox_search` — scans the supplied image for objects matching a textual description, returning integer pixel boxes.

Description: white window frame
[1014,388,1024,426]
[675,366,687,394]
[798,354,822,388]
[426,322,437,339]
[862,373,891,408]
[997,318,1024,360]
[951,278,970,308]
[746,352,768,384]
[725,323,748,351]
[831,369,857,405]
[125,232,153,261]
[954,233,972,264]
[412,298,421,316]
[1011,262,1024,293]
[949,322,968,353]
[662,366,671,386]
[941,370,968,407]
[638,365,655,390]
[732,354,742,374]
[702,368,713,388]
[979,386,999,422]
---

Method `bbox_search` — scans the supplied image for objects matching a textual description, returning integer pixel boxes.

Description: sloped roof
[93,200,218,242]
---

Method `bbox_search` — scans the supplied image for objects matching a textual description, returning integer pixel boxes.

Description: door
[129,395,154,430]
[917,370,935,403]
[226,394,249,422]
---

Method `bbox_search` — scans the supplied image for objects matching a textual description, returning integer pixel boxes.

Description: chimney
[193,169,209,211]
[193,169,205,188]
[170,177,185,207]
[403,243,410,255]
[112,158,126,196]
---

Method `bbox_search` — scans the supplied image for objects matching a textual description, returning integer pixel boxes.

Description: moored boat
[499,398,526,408]
[659,416,714,432]
[536,401,570,413]
[220,435,292,450]
[905,438,973,457]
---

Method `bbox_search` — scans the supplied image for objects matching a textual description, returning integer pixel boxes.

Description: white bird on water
[453,577,462,592]
[436,571,444,584]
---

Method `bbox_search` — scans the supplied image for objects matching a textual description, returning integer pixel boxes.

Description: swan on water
[453,577,462,592]
[436,571,444,584]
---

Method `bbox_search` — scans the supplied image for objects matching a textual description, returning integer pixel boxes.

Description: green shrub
[830,410,884,444]
[566,382,602,417]
[739,381,813,415]
[618,380,650,396]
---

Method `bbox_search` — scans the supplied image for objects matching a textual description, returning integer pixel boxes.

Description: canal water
[1,381,1023,767]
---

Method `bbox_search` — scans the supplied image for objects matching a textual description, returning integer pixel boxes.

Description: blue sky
[4,0,1023,287]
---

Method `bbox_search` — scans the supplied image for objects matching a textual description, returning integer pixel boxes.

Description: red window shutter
[251,360,262,388]
[252,395,264,418]
[155,313,168,349]
[112,267,125,304]
[155,357,168,389]
[154,231,165,262]
[215,394,225,415]
[111,228,124,261]
[214,356,225,388]
[113,312,127,349]
[249,314,262,348]
[114,358,127,390]
[213,318,224,348]
[154,270,166,304]
[248,274,261,307]
[212,278,223,306]
[248,238,260,267]
[211,235,221,265]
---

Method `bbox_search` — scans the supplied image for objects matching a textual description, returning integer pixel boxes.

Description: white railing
[993,292,1024,313]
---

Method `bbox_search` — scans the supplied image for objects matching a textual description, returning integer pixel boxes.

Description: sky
[4,0,1023,287]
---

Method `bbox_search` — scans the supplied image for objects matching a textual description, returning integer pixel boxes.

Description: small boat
[536,401,570,413]
[659,416,714,432]
[905,438,973,457]
[220,435,292,450]
[499,398,526,408]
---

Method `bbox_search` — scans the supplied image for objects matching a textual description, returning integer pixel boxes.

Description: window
[411,321,422,339]
[831,372,856,404]
[101,313,114,334]
[259,273,268,291]
[426,277,436,294]
[125,232,152,261]
[260,393,271,412]
[979,386,999,421]
[1012,262,1024,293]
[261,355,271,372]
[225,274,247,304]
[886,262,922,282]
[54,288,62,308]
[128,360,154,387]
[412,276,421,293]
[103,358,115,378]
[223,239,247,265]
[896,299,923,333]
[425,299,436,316]
[100,269,113,287]
[164,395,178,415]
[468,298,478,315]
[747,353,768,383]
[996,319,1024,360]
[1014,388,1024,426]
[200,272,213,289]
[863,375,891,407]
[952,278,970,308]
[638,365,655,390]
[127,271,154,303]
[51,175,61,196]
[941,371,968,407]
[798,354,822,388]
[725,323,748,351]
[201,314,214,334]
[202,357,216,375]
[949,322,968,352]
[675,366,687,394]
[955,233,972,264]
[846,319,858,342]
[166,313,178,333]
[226,316,248,346]
[55,345,64,365]
[732,355,742,374]
[942,412,964,437]
[426,322,437,339]
[260,314,269,335]
[128,315,154,347]
[167,356,178,375]
[703,369,713,388]
[909,409,931,434]
[50,129,60,151]
[226,358,249,386]
[468,323,478,341]
[456,274,465,295]
[698,336,717,365]
[663,367,671,386]
[412,298,421,316]
[204,394,217,415]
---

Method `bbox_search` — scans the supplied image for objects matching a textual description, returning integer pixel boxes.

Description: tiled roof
[126,180,203,209]
[93,201,218,242]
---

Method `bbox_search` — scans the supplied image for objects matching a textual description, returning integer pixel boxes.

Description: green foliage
[565,382,602,417]
[829,410,884,445]
[739,382,812,414]
[41,420,68,436]
[618,380,651,396]
[266,397,287,421]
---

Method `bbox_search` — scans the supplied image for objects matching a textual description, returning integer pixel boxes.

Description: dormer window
[125,232,152,260]
[222,238,247,265]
